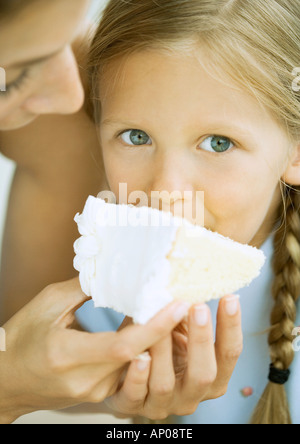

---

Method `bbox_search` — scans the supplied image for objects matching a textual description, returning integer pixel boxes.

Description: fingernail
[225,295,240,316]
[173,302,191,322]
[136,352,151,372]
[194,304,209,326]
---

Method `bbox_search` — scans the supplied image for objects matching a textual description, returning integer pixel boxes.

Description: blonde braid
[251,186,300,424]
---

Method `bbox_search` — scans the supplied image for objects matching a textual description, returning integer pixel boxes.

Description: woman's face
[0,0,90,130]
[98,49,300,247]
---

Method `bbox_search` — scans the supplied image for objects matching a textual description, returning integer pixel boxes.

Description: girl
[0,0,197,423]
[81,0,300,424]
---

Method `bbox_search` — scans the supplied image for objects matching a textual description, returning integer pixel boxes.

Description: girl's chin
[0,113,38,131]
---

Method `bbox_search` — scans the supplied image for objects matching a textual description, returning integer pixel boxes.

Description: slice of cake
[73,196,266,324]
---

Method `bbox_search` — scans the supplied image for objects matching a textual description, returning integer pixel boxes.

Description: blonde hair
[89,0,300,424]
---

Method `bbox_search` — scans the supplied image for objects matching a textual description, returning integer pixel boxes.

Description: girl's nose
[22,46,84,115]
[149,152,193,194]
[148,151,204,224]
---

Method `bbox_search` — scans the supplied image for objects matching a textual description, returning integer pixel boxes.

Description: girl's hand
[106,295,243,420]
[0,278,190,424]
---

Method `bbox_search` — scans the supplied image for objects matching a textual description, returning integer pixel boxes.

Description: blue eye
[120,130,152,146]
[199,136,234,153]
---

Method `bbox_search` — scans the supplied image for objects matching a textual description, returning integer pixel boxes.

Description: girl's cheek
[104,149,145,188]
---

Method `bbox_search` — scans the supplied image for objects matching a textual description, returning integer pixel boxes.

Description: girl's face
[0,0,90,130]
[98,50,298,247]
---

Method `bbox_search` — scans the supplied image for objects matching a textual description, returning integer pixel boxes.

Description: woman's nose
[22,46,84,115]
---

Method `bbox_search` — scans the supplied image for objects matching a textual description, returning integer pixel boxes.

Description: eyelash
[3,69,30,98]
[117,129,237,154]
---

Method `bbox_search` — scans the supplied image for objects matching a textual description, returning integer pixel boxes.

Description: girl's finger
[105,353,152,414]
[145,334,176,416]
[123,352,152,403]
[209,295,243,397]
[182,304,217,401]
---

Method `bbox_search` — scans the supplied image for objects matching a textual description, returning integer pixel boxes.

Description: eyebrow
[102,118,142,127]
[8,49,62,69]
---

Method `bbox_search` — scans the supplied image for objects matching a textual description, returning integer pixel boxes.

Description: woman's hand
[105,295,243,420]
[0,278,191,424]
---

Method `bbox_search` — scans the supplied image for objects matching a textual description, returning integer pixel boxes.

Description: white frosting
[74,196,266,324]
[74,197,178,324]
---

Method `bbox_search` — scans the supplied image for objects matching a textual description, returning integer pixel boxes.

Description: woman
[0,0,197,423]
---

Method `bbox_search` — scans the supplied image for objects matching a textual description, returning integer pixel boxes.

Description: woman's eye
[120,130,152,146]
[1,69,29,99]
[199,136,234,153]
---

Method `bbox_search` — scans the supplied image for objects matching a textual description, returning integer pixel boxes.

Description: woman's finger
[110,301,191,362]
[208,295,243,398]
[30,277,91,325]
[59,301,190,368]
[182,305,217,402]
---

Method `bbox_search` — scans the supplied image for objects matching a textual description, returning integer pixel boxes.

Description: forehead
[0,0,89,67]
[99,49,281,141]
